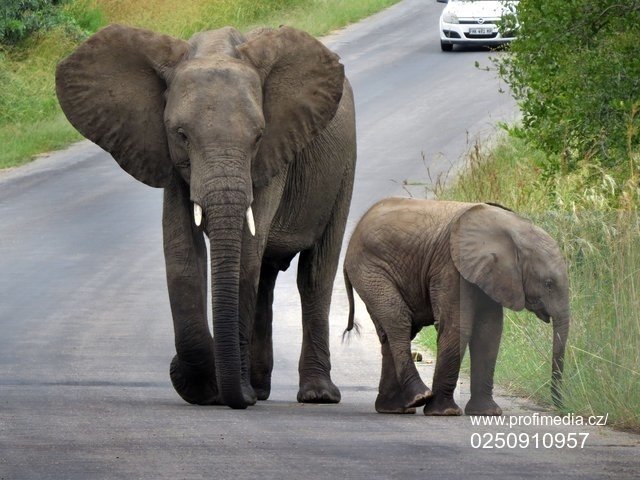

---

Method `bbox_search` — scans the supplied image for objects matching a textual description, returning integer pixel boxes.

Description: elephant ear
[237,26,345,187]
[56,24,189,187]
[450,204,526,311]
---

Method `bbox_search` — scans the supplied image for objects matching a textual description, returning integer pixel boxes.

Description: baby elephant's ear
[56,24,189,187]
[450,205,526,311]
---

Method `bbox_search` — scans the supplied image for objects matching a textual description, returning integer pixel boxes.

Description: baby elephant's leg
[465,300,504,416]
[424,310,470,415]
[364,286,432,413]
[423,327,466,416]
[376,339,417,413]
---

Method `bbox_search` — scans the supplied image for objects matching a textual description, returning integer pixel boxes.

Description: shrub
[0,1,68,44]
[496,0,640,178]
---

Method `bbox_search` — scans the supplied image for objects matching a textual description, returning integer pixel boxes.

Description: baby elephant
[344,198,570,415]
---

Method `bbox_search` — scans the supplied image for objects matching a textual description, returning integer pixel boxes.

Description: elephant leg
[295,195,354,403]
[423,327,468,415]
[240,175,288,405]
[296,251,341,404]
[250,262,279,400]
[163,177,221,405]
[465,297,503,416]
[424,290,472,416]
[237,235,270,406]
[375,338,424,414]
[363,286,431,413]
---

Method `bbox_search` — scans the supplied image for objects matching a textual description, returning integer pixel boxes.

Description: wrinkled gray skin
[56,24,356,409]
[344,198,570,415]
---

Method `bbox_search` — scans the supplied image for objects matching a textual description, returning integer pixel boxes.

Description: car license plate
[469,27,493,35]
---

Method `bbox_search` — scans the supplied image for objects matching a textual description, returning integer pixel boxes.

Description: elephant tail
[342,267,360,342]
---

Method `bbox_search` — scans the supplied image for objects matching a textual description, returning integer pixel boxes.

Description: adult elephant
[56,24,356,409]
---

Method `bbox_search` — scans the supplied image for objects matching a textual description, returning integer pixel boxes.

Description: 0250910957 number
[470,432,589,449]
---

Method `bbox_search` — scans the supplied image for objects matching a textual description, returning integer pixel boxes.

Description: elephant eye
[177,128,188,143]
[545,279,554,291]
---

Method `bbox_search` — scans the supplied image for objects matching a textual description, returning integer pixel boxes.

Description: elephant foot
[242,381,258,406]
[465,397,502,416]
[297,377,341,404]
[403,378,433,409]
[251,373,272,401]
[423,395,463,416]
[376,405,416,414]
[170,355,222,405]
[375,392,417,414]
[375,386,431,414]
[253,386,271,401]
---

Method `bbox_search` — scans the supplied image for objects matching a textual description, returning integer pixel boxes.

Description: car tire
[441,41,454,52]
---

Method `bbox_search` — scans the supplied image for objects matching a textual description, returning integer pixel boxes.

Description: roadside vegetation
[420,0,640,432]
[419,137,640,432]
[0,0,400,169]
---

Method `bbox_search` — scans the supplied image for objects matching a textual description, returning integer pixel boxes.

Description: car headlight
[442,12,459,24]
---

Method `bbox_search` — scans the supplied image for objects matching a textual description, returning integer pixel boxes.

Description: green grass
[418,135,640,432]
[0,115,82,169]
[253,0,401,36]
[1,26,81,167]
[0,0,401,169]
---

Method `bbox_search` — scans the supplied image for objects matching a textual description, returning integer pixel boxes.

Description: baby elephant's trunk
[551,312,570,408]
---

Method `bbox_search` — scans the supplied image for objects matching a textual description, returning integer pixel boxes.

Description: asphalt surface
[1,1,638,478]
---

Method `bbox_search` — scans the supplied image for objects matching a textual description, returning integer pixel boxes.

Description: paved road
[1,1,637,478]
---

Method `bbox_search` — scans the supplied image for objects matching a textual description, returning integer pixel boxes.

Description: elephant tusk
[246,206,256,236]
[193,203,203,227]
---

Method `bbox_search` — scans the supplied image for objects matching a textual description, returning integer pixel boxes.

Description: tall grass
[419,135,640,432]
[1,0,401,169]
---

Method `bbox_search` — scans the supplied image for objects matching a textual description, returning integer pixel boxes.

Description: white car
[437,0,518,51]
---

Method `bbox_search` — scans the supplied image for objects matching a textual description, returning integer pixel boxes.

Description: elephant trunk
[205,192,248,409]
[551,312,570,408]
